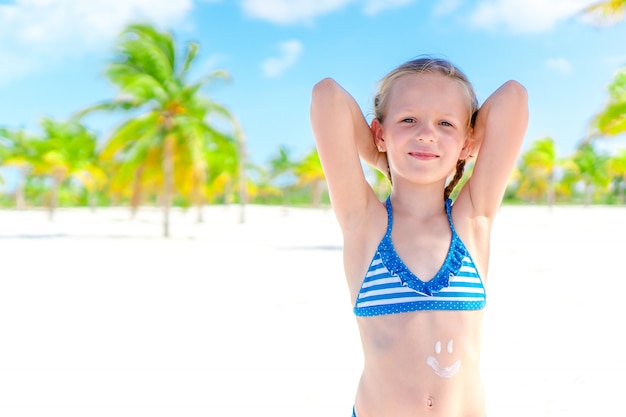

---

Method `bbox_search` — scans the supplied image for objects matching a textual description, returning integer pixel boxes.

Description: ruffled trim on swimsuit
[377,198,467,296]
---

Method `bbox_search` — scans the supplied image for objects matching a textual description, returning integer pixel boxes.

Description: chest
[391,216,452,282]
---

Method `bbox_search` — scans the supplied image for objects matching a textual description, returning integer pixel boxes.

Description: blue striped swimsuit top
[353,198,486,316]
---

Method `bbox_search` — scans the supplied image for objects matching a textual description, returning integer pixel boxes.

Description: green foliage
[98,24,238,206]
[86,23,243,232]
[505,139,619,205]
[592,68,626,137]
[3,21,626,210]
[584,0,626,24]
[513,137,558,203]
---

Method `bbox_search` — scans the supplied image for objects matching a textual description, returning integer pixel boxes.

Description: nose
[416,123,437,143]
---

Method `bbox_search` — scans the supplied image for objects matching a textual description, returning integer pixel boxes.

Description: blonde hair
[374,57,478,200]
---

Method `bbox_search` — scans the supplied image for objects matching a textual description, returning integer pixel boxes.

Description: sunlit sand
[1,203,624,417]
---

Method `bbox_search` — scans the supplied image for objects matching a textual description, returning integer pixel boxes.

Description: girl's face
[374,73,472,186]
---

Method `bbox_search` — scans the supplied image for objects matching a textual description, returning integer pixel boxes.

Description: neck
[389,181,447,219]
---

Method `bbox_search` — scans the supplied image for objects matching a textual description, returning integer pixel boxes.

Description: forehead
[387,73,470,116]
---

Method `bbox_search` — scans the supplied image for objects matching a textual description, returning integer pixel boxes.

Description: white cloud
[240,0,417,25]
[432,0,463,16]
[0,0,194,85]
[363,0,415,16]
[468,0,596,33]
[241,0,354,25]
[546,57,572,74]
[261,40,303,78]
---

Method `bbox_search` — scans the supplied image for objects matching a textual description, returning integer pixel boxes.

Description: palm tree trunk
[162,135,175,237]
[235,122,248,224]
[196,204,204,223]
[130,166,144,220]
[49,172,62,221]
[547,176,555,207]
[584,183,593,206]
[312,180,323,208]
[15,175,25,210]
[88,190,97,213]
[195,170,206,223]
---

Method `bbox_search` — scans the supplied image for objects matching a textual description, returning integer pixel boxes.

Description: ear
[459,130,474,160]
[370,118,386,151]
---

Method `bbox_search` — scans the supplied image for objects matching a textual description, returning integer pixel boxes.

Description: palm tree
[515,137,558,205]
[246,163,282,203]
[235,121,248,224]
[25,117,104,219]
[0,128,38,209]
[366,165,392,200]
[204,128,242,207]
[588,68,626,139]
[293,148,326,207]
[607,149,626,202]
[582,2,626,143]
[553,158,580,202]
[268,146,296,206]
[571,143,610,205]
[174,114,247,223]
[84,23,241,237]
[583,0,626,23]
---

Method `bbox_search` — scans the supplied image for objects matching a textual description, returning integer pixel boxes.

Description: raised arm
[461,80,529,218]
[310,78,380,229]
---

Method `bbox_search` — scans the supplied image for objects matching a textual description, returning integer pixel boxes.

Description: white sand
[0,203,624,417]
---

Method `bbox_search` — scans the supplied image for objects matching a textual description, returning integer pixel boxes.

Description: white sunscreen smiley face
[426,339,461,378]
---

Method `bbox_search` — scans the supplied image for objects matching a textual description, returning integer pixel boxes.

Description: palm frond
[110,24,176,93]
[180,41,200,80]
[583,0,626,24]
[100,112,161,160]
[594,102,626,135]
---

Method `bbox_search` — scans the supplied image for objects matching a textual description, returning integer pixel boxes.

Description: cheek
[453,133,469,149]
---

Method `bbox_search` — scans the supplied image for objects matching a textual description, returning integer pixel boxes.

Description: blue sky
[1,0,625,170]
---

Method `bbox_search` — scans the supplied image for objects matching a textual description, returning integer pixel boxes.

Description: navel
[426,395,434,408]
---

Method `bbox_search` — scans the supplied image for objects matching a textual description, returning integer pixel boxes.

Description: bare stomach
[355,364,485,417]
[354,310,485,417]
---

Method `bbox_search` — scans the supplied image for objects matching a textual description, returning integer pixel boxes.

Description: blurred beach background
[1,202,625,417]
[2,1,626,416]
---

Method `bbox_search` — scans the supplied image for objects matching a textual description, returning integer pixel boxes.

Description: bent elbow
[503,80,528,103]
[312,77,341,103]
[311,78,347,124]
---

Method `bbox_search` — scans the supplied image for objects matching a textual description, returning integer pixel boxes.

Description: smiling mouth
[409,152,439,160]
[426,356,461,378]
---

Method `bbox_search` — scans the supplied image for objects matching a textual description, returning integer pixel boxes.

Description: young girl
[310,57,528,417]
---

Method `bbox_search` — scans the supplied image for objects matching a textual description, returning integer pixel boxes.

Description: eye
[439,121,454,127]
[401,117,416,123]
